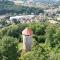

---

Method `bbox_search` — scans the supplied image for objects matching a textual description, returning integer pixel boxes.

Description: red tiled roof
[22,28,33,36]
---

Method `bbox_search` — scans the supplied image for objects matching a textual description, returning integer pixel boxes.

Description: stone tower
[22,28,33,51]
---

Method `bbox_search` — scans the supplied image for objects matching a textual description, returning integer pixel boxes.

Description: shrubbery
[0,22,60,60]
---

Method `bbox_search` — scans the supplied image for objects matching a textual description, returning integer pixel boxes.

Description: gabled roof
[22,28,33,36]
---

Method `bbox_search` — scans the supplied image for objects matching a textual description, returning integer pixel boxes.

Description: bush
[38,36,45,43]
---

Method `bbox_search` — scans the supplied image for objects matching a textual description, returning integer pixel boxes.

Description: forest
[0,22,60,60]
[0,1,44,15]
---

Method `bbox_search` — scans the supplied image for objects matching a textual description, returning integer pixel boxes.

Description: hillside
[0,1,44,15]
[21,0,60,4]
[0,0,60,4]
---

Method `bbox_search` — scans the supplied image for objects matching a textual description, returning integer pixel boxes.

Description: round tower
[22,28,33,51]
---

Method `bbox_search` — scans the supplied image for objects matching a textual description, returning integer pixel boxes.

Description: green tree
[21,45,49,60]
[28,23,45,35]
[45,24,56,47]
[7,24,20,38]
[53,27,60,48]
[0,36,18,60]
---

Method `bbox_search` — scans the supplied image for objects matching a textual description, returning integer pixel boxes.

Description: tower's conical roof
[22,28,33,36]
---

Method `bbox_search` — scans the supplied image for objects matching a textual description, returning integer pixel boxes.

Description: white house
[56,17,60,21]
[44,8,58,16]
[48,20,58,24]
[9,15,35,23]
[13,1,24,5]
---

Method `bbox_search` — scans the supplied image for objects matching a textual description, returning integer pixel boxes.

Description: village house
[48,17,53,20]
[35,13,46,22]
[9,15,35,23]
[58,6,60,11]
[48,20,58,24]
[56,17,60,21]
[44,7,58,17]
[55,13,60,21]
[27,0,34,5]
[0,15,6,19]
[13,1,24,5]
[56,14,60,17]
[0,24,3,28]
